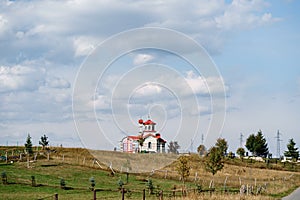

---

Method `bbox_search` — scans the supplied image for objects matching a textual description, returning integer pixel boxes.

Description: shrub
[1,171,7,185]
[89,177,95,190]
[117,178,124,190]
[31,175,36,187]
[146,179,154,194]
[60,178,66,189]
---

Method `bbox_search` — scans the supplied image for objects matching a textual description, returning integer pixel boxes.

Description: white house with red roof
[120,118,167,153]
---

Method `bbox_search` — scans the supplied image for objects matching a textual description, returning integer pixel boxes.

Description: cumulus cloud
[0,65,45,93]
[73,36,97,57]
[0,0,289,150]
[0,0,280,64]
[183,71,228,95]
[135,82,162,96]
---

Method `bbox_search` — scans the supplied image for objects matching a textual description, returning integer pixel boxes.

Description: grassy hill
[0,146,300,199]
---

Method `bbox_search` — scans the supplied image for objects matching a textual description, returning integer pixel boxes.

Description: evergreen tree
[255,130,269,157]
[245,134,256,154]
[246,130,269,157]
[24,134,33,155]
[284,139,299,161]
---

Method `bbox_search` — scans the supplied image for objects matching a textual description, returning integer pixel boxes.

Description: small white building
[120,118,166,153]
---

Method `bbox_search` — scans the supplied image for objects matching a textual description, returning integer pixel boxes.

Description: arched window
[148,142,151,149]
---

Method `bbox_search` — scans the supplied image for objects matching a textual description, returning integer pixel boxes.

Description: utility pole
[239,133,244,147]
[201,134,204,145]
[275,130,282,159]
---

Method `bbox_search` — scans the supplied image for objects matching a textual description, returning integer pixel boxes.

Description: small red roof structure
[143,119,156,125]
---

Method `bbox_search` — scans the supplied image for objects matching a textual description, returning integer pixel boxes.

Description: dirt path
[282,187,300,200]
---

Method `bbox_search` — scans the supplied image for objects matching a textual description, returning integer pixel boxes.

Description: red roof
[143,119,156,125]
[128,136,140,140]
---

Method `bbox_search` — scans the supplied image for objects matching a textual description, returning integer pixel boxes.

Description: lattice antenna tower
[190,139,194,152]
[275,130,282,159]
[239,133,244,147]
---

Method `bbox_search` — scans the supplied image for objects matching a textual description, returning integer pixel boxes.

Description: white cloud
[135,82,162,96]
[0,65,45,93]
[214,0,280,30]
[0,0,280,64]
[88,95,110,110]
[0,15,8,34]
[46,76,70,89]
[133,54,155,65]
[184,71,227,95]
[0,0,292,151]
[73,36,97,57]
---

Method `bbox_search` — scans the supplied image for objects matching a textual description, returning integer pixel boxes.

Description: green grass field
[1,147,300,199]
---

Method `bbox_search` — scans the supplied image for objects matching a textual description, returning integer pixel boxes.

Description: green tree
[168,141,180,154]
[284,139,299,161]
[236,147,245,158]
[39,134,49,150]
[204,146,224,176]
[176,156,190,184]
[197,144,207,156]
[24,134,33,155]
[245,130,269,157]
[215,138,228,157]
[245,134,255,154]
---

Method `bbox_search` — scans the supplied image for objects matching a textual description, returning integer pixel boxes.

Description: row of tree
[24,134,50,155]
[175,131,299,185]
[197,130,299,161]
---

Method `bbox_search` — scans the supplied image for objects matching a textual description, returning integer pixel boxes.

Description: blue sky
[0,0,299,156]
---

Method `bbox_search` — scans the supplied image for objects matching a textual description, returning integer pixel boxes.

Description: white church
[120,118,167,153]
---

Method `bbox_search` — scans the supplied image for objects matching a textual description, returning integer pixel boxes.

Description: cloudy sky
[0,0,299,155]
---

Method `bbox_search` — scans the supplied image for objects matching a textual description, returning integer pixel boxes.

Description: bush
[89,177,95,190]
[31,175,36,187]
[117,178,124,190]
[1,171,7,185]
[60,178,66,189]
[146,179,154,194]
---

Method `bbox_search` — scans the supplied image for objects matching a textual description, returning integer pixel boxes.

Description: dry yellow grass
[8,147,299,199]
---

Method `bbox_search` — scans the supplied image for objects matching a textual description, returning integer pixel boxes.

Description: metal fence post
[93,189,97,200]
[122,188,125,200]
[54,193,58,200]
